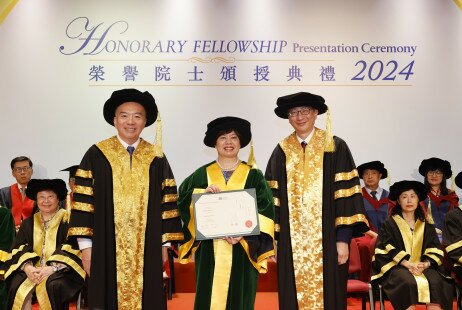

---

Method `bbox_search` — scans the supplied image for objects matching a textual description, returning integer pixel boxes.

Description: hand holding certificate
[193,188,260,240]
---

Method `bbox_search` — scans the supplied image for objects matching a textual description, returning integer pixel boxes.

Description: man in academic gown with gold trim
[67,89,184,310]
[265,92,368,309]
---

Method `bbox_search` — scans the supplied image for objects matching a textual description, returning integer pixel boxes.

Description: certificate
[192,188,260,240]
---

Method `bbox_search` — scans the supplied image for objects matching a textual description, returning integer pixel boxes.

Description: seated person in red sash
[443,171,462,282]
[2,179,85,310]
[354,160,390,281]
[0,156,35,231]
[418,157,459,242]
[372,180,453,310]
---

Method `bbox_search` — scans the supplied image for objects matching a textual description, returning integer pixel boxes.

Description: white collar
[117,135,141,150]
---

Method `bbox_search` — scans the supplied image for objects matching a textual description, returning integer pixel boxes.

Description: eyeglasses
[288,107,313,118]
[13,167,32,173]
[427,171,443,176]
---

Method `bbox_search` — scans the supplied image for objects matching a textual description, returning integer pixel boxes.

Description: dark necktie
[370,190,378,201]
[301,141,307,152]
[127,146,135,167]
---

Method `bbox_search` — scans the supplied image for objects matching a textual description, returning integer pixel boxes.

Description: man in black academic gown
[67,89,184,310]
[443,171,462,281]
[265,92,368,309]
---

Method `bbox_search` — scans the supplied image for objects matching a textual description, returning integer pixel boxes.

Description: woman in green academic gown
[371,180,453,310]
[178,116,275,310]
[3,179,85,310]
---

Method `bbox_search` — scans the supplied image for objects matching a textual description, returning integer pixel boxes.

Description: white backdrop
[0,0,461,194]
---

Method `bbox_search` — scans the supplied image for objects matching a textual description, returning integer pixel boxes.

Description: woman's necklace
[216,158,240,171]
[40,211,58,229]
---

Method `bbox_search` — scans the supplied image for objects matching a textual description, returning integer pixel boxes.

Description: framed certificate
[192,188,260,240]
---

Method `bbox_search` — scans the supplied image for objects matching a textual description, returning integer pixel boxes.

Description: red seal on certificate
[245,220,253,228]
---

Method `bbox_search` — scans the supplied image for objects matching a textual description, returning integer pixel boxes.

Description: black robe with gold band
[443,205,462,280]
[0,207,15,310]
[178,162,275,310]
[265,129,368,310]
[372,215,453,310]
[3,209,85,310]
[68,136,184,310]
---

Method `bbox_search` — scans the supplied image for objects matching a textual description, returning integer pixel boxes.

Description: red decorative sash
[362,188,390,210]
[10,184,34,226]
[428,191,459,209]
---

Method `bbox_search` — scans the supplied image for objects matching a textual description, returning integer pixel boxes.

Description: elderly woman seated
[2,179,85,310]
[372,180,453,310]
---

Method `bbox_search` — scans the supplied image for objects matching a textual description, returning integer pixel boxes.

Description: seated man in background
[354,160,390,281]
[0,156,35,231]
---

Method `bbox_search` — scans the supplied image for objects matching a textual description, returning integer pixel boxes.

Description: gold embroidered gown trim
[97,136,156,310]
[279,128,325,309]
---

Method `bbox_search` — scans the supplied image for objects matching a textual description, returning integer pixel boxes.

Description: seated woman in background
[2,179,85,310]
[443,171,462,281]
[178,116,275,310]
[372,180,453,310]
[419,157,459,242]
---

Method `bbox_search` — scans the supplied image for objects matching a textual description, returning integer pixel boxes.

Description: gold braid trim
[273,197,280,207]
[334,185,361,200]
[274,223,280,233]
[75,169,93,179]
[424,247,444,257]
[10,244,26,257]
[162,209,180,220]
[162,179,176,189]
[162,232,184,243]
[446,240,462,253]
[162,194,178,203]
[374,244,396,255]
[74,185,94,196]
[393,251,408,263]
[61,244,82,258]
[67,227,93,238]
[12,278,35,310]
[334,169,359,182]
[178,188,205,264]
[4,252,38,279]
[425,254,442,266]
[239,239,274,274]
[335,214,369,227]
[267,180,279,190]
[48,254,86,279]
[36,278,52,310]
[0,250,8,262]
[371,261,397,281]
[72,201,95,213]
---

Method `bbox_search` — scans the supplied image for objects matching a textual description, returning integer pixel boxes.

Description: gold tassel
[387,171,391,188]
[324,108,335,153]
[246,140,258,169]
[451,175,455,192]
[426,198,434,224]
[65,192,71,223]
[154,112,164,158]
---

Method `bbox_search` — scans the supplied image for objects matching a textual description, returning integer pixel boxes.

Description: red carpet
[32,296,458,309]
